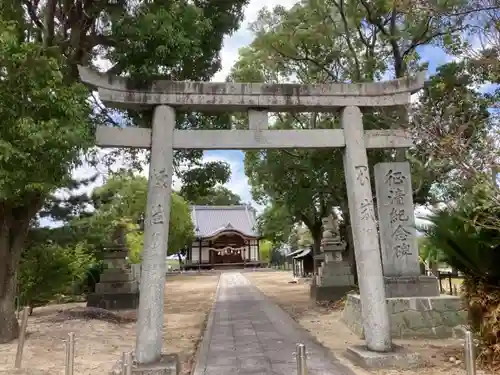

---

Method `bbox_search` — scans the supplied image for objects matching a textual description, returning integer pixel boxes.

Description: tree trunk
[311,228,322,276]
[0,199,41,343]
[0,232,22,343]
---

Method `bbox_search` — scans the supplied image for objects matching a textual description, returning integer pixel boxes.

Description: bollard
[295,343,308,375]
[122,351,133,375]
[65,332,75,375]
[14,306,30,368]
[464,330,476,375]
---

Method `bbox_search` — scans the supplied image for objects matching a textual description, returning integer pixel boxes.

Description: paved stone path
[193,272,355,375]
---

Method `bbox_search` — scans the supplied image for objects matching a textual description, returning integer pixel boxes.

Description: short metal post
[465,330,476,375]
[65,332,75,375]
[295,343,308,375]
[122,351,133,375]
[14,306,30,368]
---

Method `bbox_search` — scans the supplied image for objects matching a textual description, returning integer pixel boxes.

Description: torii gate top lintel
[78,65,426,111]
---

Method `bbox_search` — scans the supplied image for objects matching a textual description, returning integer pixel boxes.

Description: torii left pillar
[135,105,175,365]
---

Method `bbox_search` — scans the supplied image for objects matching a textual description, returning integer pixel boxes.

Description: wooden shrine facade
[185,205,263,270]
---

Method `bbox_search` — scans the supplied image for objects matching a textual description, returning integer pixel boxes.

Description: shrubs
[18,242,95,313]
[423,188,500,368]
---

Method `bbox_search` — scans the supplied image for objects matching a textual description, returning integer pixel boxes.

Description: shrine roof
[191,205,259,239]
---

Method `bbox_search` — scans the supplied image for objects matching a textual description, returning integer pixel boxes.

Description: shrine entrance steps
[192,272,355,375]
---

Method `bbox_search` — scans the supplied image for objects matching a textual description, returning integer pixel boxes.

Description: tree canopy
[231,0,498,254]
[0,0,250,342]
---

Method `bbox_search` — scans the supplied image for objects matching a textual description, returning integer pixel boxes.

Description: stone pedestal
[311,216,355,302]
[88,246,139,310]
[110,354,179,375]
[374,162,440,298]
[384,275,439,298]
[342,294,467,339]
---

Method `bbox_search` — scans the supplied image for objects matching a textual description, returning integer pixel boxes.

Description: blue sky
[42,0,495,227]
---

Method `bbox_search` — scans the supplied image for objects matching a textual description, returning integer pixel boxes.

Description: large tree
[230,0,496,256]
[183,185,243,206]
[0,0,250,342]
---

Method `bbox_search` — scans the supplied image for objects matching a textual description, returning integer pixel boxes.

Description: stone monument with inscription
[342,162,466,341]
[87,225,139,310]
[310,215,355,301]
[374,161,439,297]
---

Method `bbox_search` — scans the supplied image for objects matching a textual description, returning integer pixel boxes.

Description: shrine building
[184,205,263,270]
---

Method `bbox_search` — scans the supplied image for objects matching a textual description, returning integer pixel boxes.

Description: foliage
[91,173,195,257]
[423,184,500,368]
[410,61,497,201]
[126,224,144,265]
[230,0,499,260]
[257,203,294,245]
[418,237,445,267]
[0,0,249,342]
[18,242,95,313]
[259,239,273,263]
[183,185,242,205]
[0,19,93,342]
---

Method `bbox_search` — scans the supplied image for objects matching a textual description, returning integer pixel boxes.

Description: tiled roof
[191,205,259,238]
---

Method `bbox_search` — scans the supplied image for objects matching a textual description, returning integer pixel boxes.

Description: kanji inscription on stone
[355,165,370,186]
[389,208,409,226]
[150,204,165,225]
[374,162,420,277]
[152,168,169,188]
[387,187,406,205]
[360,198,376,222]
[394,242,412,258]
[385,169,407,186]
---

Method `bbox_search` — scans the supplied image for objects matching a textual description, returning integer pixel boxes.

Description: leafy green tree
[92,173,195,256]
[423,184,500,365]
[0,0,249,342]
[259,240,273,264]
[230,0,496,259]
[0,20,92,342]
[18,242,95,315]
[257,203,294,245]
[183,185,242,205]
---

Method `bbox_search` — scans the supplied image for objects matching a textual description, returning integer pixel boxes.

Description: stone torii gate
[78,66,425,370]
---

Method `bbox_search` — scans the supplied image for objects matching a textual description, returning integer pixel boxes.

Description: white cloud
[211,0,299,82]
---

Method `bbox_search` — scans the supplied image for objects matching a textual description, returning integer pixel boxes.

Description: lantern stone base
[342,294,467,339]
[87,292,139,310]
[310,284,355,302]
[310,259,356,302]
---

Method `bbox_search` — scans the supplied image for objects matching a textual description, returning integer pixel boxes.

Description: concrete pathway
[193,272,355,375]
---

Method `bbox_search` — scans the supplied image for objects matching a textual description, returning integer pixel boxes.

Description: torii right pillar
[341,108,467,369]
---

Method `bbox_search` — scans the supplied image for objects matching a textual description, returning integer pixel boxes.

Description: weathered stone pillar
[135,105,175,364]
[342,106,391,352]
[374,161,439,297]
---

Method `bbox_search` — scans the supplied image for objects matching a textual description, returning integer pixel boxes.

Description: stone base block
[342,294,467,339]
[100,270,136,282]
[95,280,138,294]
[310,284,355,302]
[110,354,179,375]
[87,292,139,310]
[385,275,440,298]
[345,345,423,369]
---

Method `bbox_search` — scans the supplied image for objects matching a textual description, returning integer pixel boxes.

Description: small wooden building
[288,247,314,277]
[184,205,263,270]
